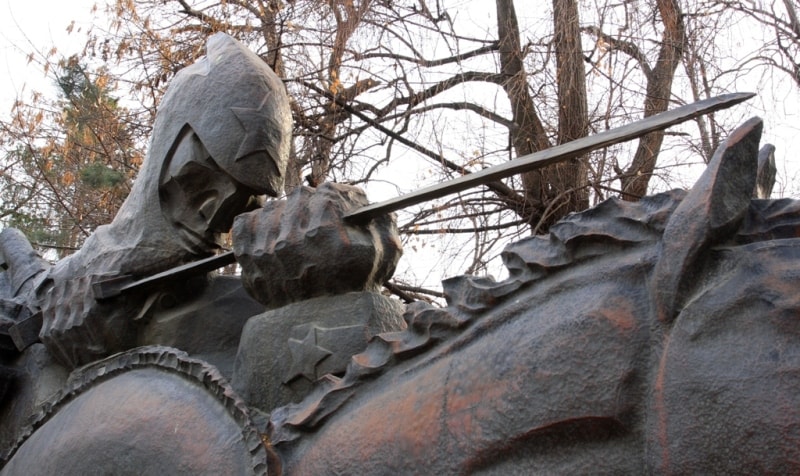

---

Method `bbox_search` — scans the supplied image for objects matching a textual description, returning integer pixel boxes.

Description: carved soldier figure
[0,35,292,456]
[0,34,404,474]
[26,33,292,369]
[1,40,798,473]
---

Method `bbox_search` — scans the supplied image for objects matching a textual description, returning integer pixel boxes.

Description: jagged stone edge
[267,191,688,446]
[268,301,463,446]
[1,345,269,475]
[267,190,800,447]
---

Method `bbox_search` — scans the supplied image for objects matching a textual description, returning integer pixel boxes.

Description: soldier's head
[154,34,292,251]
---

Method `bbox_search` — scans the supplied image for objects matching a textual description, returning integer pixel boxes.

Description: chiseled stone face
[159,128,253,251]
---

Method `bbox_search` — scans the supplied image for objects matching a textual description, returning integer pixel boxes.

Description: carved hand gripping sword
[95,92,755,300]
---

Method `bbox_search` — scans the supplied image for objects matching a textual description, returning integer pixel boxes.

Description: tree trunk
[305,0,373,188]
[260,1,304,195]
[549,0,589,226]
[496,0,589,232]
[620,0,685,199]
[495,0,551,228]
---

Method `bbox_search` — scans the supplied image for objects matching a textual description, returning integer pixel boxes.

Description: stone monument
[0,33,799,476]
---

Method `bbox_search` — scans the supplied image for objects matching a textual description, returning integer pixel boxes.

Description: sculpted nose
[198,195,219,223]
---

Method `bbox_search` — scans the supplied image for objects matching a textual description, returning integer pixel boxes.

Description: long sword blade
[95,93,754,298]
[344,92,755,224]
[93,251,237,299]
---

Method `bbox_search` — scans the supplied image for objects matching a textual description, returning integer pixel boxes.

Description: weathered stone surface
[264,118,800,474]
[232,291,404,413]
[139,275,265,379]
[30,33,292,370]
[0,228,49,300]
[650,238,800,474]
[233,182,402,309]
[652,117,760,325]
[755,143,776,198]
[1,347,268,476]
[0,34,292,471]
[154,33,292,198]
[1,71,798,475]
[0,228,49,354]
[269,196,671,473]
[0,344,67,460]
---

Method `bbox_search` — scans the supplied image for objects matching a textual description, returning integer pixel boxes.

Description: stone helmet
[152,33,292,196]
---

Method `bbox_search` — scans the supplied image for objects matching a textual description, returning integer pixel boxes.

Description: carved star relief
[231,94,278,160]
[284,327,332,383]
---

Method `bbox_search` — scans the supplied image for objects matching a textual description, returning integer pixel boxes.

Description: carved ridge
[268,190,689,445]
[268,186,800,448]
[1,346,270,475]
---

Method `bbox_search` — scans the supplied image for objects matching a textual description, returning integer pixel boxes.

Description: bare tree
[0,57,144,255]
[3,0,798,294]
[700,0,800,87]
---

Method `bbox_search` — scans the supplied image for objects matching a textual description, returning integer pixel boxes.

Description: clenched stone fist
[232,182,402,309]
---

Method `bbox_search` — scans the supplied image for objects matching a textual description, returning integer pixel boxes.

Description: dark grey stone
[31,32,292,369]
[139,275,265,379]
[0,33,292,469]
[0,347,268,476]
[233,182,402,309]
[232,291,405,413]
[264,118,800,474]
[0,344,67,459]
[755,143,776,198]
[0,51,798,476]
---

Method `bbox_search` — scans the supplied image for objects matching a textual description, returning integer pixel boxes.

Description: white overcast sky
[1,1,101,107]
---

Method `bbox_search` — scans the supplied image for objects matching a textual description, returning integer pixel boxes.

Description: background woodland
[1,0,798,300]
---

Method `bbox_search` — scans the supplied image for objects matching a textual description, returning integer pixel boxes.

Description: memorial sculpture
[0,33,798,475]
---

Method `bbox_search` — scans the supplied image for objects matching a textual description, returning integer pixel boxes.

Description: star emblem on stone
[285,327,333,383]
[231,93,279,161]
